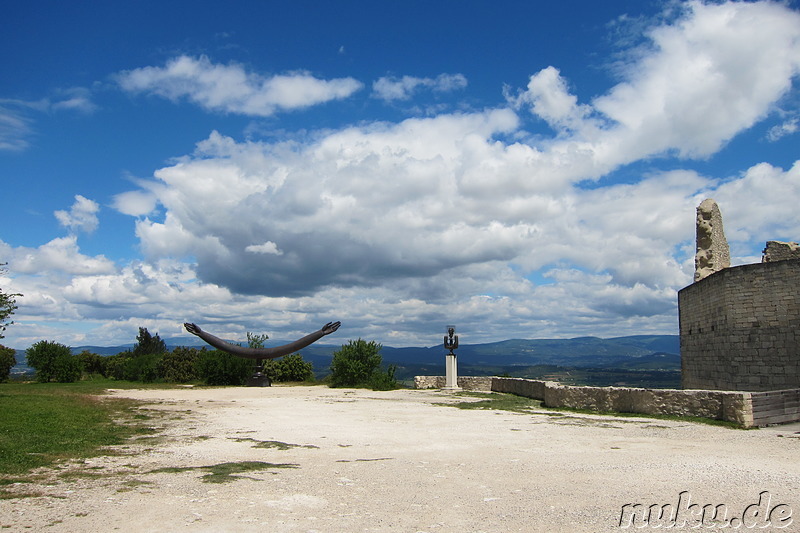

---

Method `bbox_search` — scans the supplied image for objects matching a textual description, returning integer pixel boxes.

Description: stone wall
[413,375,493,391]
[414,376,800,427]
[763,240,800,263]
[491,377,756,427]
[679,259,800,391]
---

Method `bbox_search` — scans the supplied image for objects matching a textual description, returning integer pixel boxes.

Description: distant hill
[10,335,681,380]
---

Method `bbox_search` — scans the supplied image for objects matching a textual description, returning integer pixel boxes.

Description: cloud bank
[3,0,800,347]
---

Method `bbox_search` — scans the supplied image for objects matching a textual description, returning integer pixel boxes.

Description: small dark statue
[444,325,458,355]
[184,321,341,360]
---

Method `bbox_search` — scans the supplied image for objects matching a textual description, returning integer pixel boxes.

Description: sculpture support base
[443,353,460,390]
[247,372,272,387]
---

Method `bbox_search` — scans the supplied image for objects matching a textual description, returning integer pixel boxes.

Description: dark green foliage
[368,363,399,391]
[123,352,162,383]
[0,264,21,340]
[51,353,82,383]
[160,346,202,383]
[0,344,15,383]
[25,340,81,383]
[75,350,106,377]
[132,327,166,357]
[195,350,252,386]
[263,353,314,382]
[104,353,128,380]
[329,339,397,389]
[246,332,269,348]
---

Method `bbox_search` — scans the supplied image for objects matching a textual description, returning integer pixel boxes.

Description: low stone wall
[414,376,800,427]
[413,376,493,391]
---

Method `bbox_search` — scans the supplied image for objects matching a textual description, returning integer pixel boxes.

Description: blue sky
[1,0,799,349]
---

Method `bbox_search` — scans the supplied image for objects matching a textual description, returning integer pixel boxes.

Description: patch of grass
[150,461,298,483]
[232,438,318,450]
[539,404,748,429]
[440,391,748,429]
[0,379,174,479]
[116,479,155,492]
[440,392,542,413]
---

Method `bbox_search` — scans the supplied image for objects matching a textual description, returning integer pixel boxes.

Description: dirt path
[1,385,798,532]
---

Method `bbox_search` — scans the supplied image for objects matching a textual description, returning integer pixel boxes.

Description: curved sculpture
[184,321,341,360]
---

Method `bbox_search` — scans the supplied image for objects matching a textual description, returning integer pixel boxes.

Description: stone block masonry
[413,376,492,391]
[763,240,800,263]
[679,259,800,391]
[694,199,730,281]
[415,376,800,427]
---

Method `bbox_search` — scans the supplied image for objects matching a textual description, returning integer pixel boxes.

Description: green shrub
[52,353,83,383]
[160,347,202,383]
[329,339,391,388]
[76,350,106,377]
[104,353,129,380]
[0,344,16,382]
[263,353,314,382]
[368,363,399,391]
[26,340,81,383]
[123,352,163,383]
[196,350,252,386]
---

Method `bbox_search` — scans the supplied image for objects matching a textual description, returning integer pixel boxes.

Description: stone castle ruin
[418,199,800,427]
[693,199,731,281]
[680,199,799,395]
[763,240,800,263]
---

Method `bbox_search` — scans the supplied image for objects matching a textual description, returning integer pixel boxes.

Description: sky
[1,0,799,349]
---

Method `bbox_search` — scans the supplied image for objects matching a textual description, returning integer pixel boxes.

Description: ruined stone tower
[694,198,730,282]
[680,200,800,391]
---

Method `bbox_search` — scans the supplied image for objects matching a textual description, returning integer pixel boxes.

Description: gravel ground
[1,385,799,532]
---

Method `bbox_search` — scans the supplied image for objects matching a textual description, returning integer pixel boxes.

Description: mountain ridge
[11,335,681,375]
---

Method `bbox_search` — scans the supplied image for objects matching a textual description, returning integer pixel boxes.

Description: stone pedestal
[247,372,272,387]
[443,353,460,390]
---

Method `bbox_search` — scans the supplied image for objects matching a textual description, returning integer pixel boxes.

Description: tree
[329,339,385,388]
[195,349,252,386]
[264,353,314,382]
[132,327,166,357]
[76,350,106,377]
[26,340,81,383]
[160,346,201,383]
[0,264,22,339]
[0,344,16,382]
[123,353,162,382]
[246,332,269,349]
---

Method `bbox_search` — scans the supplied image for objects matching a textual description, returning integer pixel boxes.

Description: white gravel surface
[1,385,798,532]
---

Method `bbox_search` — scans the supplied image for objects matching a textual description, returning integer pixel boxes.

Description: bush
[52,354,83,383]
[369,363,399,391]
[26,340,81,383]
[104,353,129,380]
[196,350,252,386]
[123,352,163,383]
[0,344,15,383]
[76,350,106,377]
[329,339,397,389]
[263,353,314,382]
[160,347,202,383]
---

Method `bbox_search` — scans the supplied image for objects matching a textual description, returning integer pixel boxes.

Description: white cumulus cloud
[54,195,100,234]
[372,73,468,101]
[116,55,364,116]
